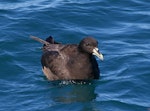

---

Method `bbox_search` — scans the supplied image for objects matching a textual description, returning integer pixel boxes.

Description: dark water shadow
[47,80,97,104]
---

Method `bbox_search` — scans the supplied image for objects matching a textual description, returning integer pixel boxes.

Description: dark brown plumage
[31,36,103,80]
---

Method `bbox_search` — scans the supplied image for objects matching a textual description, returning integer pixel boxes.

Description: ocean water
[0,0,150,111]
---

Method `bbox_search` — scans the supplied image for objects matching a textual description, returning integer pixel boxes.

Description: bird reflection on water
[48,80,97,103]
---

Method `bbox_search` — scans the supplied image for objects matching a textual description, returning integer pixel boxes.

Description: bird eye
[86,43,90,46]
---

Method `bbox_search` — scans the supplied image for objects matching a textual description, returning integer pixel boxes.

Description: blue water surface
[0,0,150,111]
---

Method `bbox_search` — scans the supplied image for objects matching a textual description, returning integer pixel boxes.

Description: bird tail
[30,35,60,46]
[45,36,60,44]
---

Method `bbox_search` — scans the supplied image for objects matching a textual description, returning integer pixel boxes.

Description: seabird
[31,36,103,80]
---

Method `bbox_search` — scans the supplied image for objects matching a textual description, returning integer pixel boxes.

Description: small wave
[118,22,150,30]
[0,0,64,11]
[132,11,150,16]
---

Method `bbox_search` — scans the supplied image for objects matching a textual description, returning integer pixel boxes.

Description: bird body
[31,36,103,81]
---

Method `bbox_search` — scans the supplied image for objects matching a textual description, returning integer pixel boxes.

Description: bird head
[79,37,104,60]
